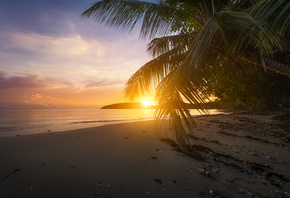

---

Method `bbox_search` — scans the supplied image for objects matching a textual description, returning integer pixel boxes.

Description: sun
[141,100,154,107]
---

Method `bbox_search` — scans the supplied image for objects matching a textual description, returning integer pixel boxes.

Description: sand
[0,109,289,198]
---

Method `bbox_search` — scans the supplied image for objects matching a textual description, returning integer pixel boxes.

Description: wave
[70,117,154,124]
[0,124,51,132]
[0,127,23,132]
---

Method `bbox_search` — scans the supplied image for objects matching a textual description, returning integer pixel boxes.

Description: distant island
[101,102,156,109]
[101,102,220,109]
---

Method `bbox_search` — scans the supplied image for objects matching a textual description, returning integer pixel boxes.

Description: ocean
[0,109,223,138]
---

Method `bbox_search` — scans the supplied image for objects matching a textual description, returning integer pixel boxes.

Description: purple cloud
[85,79,125,88]
[0,72,44,90]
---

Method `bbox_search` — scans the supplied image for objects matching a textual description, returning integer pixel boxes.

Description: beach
[0,109,289,198]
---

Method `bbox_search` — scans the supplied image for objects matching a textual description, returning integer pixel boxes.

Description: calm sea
[0,109,222,138]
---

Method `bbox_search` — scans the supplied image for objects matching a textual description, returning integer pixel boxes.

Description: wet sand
[0,109,289,197]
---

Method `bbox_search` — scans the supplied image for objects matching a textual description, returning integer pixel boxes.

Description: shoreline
[0,109,226,139]
[0,109,289,197]
[0,118,156,139]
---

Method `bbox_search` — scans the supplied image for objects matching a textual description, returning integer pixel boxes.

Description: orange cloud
[35,93,43,99]
[29,93,72,106]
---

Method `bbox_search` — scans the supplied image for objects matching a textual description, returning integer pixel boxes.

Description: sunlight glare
[141,100,154,107]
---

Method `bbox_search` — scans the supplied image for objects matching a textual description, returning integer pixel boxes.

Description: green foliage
[159,0,203,33]
[205,61,290,110]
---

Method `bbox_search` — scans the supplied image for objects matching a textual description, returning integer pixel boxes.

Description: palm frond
[123,47,186,100]
[179,16,219,71]
[179,10,283,76]
[82,0,189,39]
[248,0,290,35]
[147,32,199,57]
[154,68,209,147]
[216,11,281,54]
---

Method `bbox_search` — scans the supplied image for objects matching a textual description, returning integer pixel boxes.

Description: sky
[0,0,155,109]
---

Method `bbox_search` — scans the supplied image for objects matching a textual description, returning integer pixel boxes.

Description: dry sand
[0,109,289,198]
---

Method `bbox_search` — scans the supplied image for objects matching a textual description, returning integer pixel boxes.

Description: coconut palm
[82,0,290,149]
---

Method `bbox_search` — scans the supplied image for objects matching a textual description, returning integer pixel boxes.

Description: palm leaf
[154,67,209,146]
[179,10,282,76]
[147,32,199,57]
[82,0,190,39]
[124,46,186,100]
[248,0,290,35]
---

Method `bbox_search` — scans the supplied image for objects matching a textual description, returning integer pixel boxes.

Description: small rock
[238,189,253,197]
[199,167,206,174]
[212,168,219,174]
[154,179,162,185]
[274,190,286,196]
[199,168,210,176]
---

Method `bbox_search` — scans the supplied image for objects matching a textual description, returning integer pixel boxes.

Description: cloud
[0,0,152,87]
[1,32,105,63]
[0,72,72,91]
[0,31,146,85]
[0,72,45,90]
[25,93,73,108]
[85,79,125,88]
[0,0,154,109]
[33,94,44,99]
[0,0,92,36]
[0,72,127,109]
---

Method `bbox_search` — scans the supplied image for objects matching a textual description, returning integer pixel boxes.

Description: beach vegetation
[82,0,290,148]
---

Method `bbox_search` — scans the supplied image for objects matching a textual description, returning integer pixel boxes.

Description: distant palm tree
[82,0,290,148]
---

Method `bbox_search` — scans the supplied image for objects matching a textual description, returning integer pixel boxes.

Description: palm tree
[82,0,290,149]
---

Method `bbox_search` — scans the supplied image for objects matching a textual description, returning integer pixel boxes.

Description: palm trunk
[239,52,290,76]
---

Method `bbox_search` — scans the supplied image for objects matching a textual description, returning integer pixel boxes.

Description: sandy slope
[0,109,289,197]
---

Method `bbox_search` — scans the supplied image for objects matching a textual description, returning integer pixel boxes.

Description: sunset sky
[0,0,156,109]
